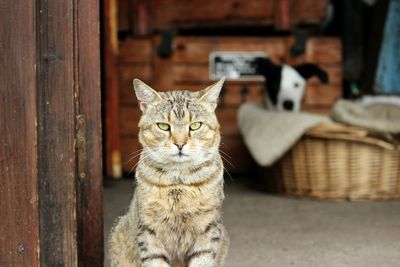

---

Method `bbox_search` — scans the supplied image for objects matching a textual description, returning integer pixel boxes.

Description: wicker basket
[267,123,400,200]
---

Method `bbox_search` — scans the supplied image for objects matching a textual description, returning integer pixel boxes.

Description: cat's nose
[174,142,186,150]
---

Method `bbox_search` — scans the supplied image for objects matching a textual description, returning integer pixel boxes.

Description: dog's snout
[283,100,294,111]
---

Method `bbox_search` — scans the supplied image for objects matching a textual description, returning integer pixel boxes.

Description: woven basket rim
[305,122,399,151]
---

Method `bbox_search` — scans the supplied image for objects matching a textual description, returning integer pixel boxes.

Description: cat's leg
[186,222,229,267]
[137,223,171,267]
[108,215,141,267]
[213,226,229,266]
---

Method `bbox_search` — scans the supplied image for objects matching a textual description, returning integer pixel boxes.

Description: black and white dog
[254,58,329,112]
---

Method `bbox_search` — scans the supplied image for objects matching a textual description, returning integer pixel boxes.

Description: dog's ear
[294,64,329,83]
[253,57,280,78]
[253,57,282,105]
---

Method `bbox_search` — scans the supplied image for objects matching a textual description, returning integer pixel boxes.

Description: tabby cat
[109,78,229,267]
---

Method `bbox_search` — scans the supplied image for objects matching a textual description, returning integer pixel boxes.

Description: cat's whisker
[128,148,143,157]
[195,147,235,180]
[219,149,232,159]
[124,150,144,165]
[135,148,159,168]
[128,150,155,176]
[216,146,235,167]
[128,150,143,159]
[223,165,233,181]
[125,148,144,161]
[218,155,235,180]
[219,153,235,169]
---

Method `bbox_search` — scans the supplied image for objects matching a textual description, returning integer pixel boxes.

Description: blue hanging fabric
[375,0,400,94]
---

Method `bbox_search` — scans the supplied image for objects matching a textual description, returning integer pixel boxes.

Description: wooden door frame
[1,0,103,266]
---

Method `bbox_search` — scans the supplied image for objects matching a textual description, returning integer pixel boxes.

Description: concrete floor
[104,177,400,267]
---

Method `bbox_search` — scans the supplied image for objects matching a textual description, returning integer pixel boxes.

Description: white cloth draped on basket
[237,103,330,167]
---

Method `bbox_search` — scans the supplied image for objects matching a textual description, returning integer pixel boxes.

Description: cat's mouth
[176,152,189,157]
[172,152,190,161]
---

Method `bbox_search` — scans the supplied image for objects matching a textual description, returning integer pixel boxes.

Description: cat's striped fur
[109,78,229,267]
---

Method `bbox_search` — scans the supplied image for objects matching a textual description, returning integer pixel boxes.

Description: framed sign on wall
[209,51,267,81]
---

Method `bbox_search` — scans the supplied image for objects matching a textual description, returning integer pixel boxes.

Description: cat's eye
[157,122,170,131]
[189,122,202,131]
[294,82,300,88]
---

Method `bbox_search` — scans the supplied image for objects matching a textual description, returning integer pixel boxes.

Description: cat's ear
[199,77,225,108]
[133,79,162,112]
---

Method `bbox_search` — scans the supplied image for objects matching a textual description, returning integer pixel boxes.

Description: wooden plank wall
[117,36,342,174]
[0,1,39,265]
[124,0,327,34]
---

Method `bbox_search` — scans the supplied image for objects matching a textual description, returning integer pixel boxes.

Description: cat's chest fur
[138,183,221,231]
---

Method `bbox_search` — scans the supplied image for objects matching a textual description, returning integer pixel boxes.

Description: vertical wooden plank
[0,1,39,266]
[104,0,122,178]
[132,0,151,35]
[36,0,78,265]
[275,0,293,30]
[76,0,103,265]
[118,0,131,32]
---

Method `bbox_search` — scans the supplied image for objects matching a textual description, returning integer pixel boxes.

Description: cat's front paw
[188,257,217,267]
[141,254,171,267]
[187,251,218,267]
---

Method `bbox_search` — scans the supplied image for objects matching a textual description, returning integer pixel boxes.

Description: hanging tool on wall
[157,30,176,58]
